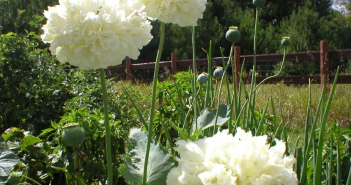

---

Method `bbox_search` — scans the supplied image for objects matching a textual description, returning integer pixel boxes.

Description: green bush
[0,32,73,133]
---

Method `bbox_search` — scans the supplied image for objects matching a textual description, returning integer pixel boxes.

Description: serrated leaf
[193,104,230,131]
[21,135,41,148]
[0,147,20,177]
[119,128,174,185]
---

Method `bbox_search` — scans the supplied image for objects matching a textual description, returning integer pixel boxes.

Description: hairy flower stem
[143,22,166,185]
[99,68,113,185]
[191,26,197,133]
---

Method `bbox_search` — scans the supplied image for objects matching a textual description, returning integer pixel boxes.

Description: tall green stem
[99,68,113,185]
[252,8,258,88]
[247,8,259,129]
[217,43,235,133]
[143,22,165,185]
[191,26,197,133]
[206,41,213,108]
[212,47,235,134]
[253,48,286,91]
[22,175,41,185]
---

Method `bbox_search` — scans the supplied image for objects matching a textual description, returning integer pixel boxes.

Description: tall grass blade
[346,165,351,185]
[121,86,148,130]
[160,120,175,155]
[173,80,187,124]
[327,131,333,185]
[336,123,341,185]
[255,101,269,136]
[299,80,312,185]
[270,96,277,128]
[314,67,339,185]
[163,86,185,127]
[295,147,303,181]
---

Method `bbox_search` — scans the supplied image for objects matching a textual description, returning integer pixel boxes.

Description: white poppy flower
[167,128,298,185]
[41,0,152,70]
[136,0,207,27]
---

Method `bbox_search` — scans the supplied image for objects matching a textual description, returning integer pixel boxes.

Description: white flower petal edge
[136,0,207,27]
[166,128,298,185]
[41,0,152,70]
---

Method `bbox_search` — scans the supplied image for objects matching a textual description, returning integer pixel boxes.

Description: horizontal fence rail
[104,40,351,86]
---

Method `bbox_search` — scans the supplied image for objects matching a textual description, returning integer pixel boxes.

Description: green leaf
[21,135,41,148]
[193,104,230,131]
[119,128,174,185]
[38,128,55,138]
[0,147,20,177]
[169,122,189,140]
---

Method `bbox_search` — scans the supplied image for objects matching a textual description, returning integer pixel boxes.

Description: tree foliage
[0,0,58,34]
[0,0,350,64]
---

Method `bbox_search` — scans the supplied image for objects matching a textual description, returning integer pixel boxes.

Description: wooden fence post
[320,40,329,90]
[234,46,241,89]
[171,52,178,75]
[125,57,132,81]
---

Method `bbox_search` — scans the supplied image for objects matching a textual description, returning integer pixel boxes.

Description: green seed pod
[281,36,291,47]
[197,73,208,84]
[62,123,85,147]
[253,0,265,8]
[225,26,241,43]
[7,172,21,185]
[213,67,224,79]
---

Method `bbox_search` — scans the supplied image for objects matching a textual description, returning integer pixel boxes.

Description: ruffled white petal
[166,128,298,185]
[136,0,207,27]
[41,0,152,70]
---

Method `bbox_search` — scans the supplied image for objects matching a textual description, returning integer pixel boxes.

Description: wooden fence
[105,40,351,86]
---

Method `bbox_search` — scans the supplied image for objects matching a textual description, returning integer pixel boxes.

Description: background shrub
[0,32,73,133]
